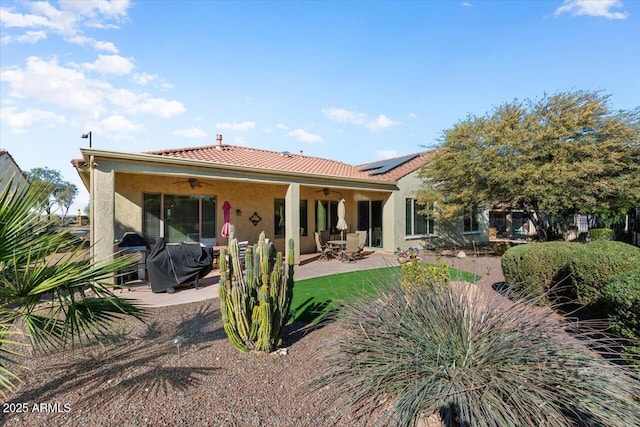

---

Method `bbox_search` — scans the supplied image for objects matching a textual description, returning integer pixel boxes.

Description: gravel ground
[1,255,505,427]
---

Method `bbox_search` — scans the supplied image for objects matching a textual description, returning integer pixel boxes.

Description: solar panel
[359,153,419,175]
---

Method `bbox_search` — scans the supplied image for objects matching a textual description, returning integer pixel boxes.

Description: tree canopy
[418,90,640,240]
[26,167,77,220]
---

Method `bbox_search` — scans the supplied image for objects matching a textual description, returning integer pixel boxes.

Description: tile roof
[144,144,434,182]
[72,143,434,182]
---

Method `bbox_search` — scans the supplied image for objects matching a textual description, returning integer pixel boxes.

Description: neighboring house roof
[72,140,435,183]
[0,149,27,189]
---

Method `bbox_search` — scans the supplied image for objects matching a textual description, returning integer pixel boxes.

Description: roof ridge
[146,143,358,167]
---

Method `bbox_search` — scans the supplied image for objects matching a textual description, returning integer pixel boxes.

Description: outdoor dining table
[327,240,346,258]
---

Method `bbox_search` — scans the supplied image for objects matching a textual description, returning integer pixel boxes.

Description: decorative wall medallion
[249,212,262,226]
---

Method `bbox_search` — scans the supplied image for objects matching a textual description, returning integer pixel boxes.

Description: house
[71,135,489,263]
[0,149,28,193]
[624,207,640,248]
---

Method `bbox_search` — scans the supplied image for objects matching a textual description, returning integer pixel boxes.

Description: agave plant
[317,279,640,426]
[0,177,147,397]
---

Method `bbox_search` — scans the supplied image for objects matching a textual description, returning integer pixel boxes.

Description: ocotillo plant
[219,228,295,353]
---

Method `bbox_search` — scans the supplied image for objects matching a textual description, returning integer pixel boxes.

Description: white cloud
[0,106,66,133]
[407,112,417,119]
[173,127,207,138]
[322,107,367,125]
[215,121,256,131]
[0,1,131,49]
[462,2,472,7]
[132,73,156,85]
[366,114,400,132]
[93,40,118,53]
[100,114,141,132]
[288,129,324,143]
[0,30,47,45]
[1,56,185,126]
[82,54,134,75]
[264,123,289,133]
[323,107,400,132]
[1,56,106,118]
[375,150,400,160]
[555,0,629,19]
[0,7,51,29]
[109,90,185,118]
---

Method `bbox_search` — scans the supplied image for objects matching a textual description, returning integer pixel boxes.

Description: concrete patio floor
[119,249,504,308]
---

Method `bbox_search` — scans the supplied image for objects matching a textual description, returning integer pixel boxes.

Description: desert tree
[418,90,640,240]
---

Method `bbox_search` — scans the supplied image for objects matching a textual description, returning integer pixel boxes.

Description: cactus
[219,227,295,353]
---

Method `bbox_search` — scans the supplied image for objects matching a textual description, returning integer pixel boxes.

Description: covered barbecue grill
[116,232,149,283]
[146,237,213,294]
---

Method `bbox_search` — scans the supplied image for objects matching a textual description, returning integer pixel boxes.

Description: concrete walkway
[120,249,504,308]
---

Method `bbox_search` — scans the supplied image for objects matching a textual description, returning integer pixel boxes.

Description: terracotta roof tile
[73,143,433,182]
[144,144,433,182]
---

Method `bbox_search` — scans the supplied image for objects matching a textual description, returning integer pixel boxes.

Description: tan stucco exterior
[75,148,489,264]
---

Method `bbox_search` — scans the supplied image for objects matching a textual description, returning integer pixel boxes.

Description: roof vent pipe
[215,134,223,150]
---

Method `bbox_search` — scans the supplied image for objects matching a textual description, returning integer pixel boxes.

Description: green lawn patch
[291,265,479,324]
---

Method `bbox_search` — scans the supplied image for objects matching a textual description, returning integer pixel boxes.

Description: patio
[118,249,505,308]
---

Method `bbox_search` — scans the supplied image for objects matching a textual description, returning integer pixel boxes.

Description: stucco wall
[0,151,27,193]
[113,173,375,254]
[392,170,489,251]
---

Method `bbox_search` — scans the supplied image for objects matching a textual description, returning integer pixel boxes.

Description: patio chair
[237,241,249,266]
[342,233,360,263]
[314,232,332,261]
[355,230,367,259]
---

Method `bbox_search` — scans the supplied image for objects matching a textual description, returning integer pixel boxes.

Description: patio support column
[285,183,300,264]
[91,162,115,265]
[382,194,393,252]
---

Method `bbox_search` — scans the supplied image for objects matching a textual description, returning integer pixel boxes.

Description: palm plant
[0,178,147,397]
[317,279,640,426]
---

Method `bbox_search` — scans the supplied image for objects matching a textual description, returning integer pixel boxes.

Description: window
[315,200,339,234]
[143,193,216,244]
[274,199,308,237]
[299,200,308,236]
[464,204,479,233]
[405,198,434,236]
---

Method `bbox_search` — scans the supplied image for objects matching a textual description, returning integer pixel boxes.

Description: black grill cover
[146,238,213,293]
[118,232,148,248]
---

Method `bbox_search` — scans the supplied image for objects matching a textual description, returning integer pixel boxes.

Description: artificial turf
[290,265,480,323]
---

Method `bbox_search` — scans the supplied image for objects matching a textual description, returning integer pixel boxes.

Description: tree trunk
[522,201,550,241]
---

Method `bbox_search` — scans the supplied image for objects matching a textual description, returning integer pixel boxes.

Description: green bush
[316,281,640,426]
[492,241,511,256]
[399,261,449,292]
[603,269,640,341]
[501,242,579,302]
[589,228,616,241]
[569,241,640,307]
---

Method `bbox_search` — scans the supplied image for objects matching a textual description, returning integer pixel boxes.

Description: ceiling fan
[315,187,343,199]
[172,178,215,189]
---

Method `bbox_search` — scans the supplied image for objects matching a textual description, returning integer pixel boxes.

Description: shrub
[501,242,578,302]
[316,281,640,426]
[603,269,640,364]
[492,241,511,256]
[568,241,640,307]
[589,228,615,241]
[399,261,449,292]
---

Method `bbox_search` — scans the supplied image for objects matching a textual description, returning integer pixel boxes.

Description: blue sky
[1,0,639,214]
